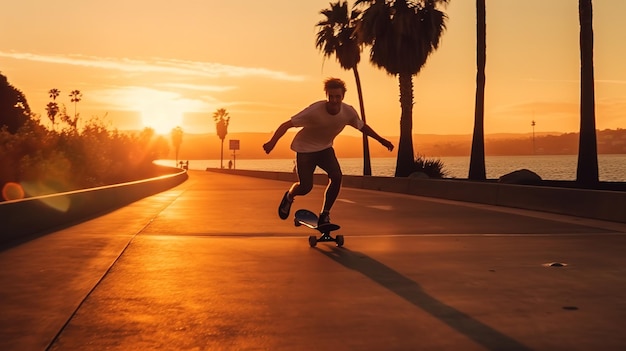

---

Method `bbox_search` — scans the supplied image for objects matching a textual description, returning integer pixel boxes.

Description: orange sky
[1,0,625,137]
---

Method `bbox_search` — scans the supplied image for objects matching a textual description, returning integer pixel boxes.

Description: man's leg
[316,148,342,215]
[278,152,317,219]
[289,152,317,197]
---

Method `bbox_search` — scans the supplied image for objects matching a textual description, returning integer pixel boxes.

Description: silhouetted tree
[576,0,599,186]
[46,88,61,130]
[316,0,372,176]
[355,0,449,176]
[0,72,31,133]
[468,0,487,180]
[171,126,184,166]
[213,108,230,168]
[45,102,60,129]
[65,89,82,130]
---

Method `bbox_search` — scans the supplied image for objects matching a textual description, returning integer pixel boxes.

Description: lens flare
[2,182,25,201]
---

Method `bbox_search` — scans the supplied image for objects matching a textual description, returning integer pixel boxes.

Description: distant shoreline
[158,154,626,182]
[170,130,626,160]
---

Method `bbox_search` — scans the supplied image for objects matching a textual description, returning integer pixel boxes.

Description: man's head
[324,78,346,115]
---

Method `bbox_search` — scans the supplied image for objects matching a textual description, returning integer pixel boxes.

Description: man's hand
[263,121,293,154]
[263,141,275,154]
[381,139,394,152]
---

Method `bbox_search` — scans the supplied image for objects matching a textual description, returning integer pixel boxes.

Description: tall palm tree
[355,0,449,177]
[45,102,59,129]
[69,89,82,118]
[316,0,372,176]
[576,0,599,186]
[67,89,82,130]
[47,88,61,130]
[213,108,230,168]
[468,0,487,180]
[171,126,184,166]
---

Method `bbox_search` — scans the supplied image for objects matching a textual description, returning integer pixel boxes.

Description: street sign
[229,139,240,150]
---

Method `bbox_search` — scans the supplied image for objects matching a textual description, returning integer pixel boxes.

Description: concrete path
[2,171,626,351]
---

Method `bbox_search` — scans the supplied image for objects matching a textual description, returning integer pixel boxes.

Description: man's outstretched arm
[263,120,294,154]
[361,124,394,151]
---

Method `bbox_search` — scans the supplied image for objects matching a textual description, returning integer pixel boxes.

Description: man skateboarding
[263,77,394,226]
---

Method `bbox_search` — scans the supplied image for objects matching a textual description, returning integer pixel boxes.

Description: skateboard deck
[294,209,344,247]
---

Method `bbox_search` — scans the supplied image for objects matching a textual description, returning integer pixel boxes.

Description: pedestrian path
[2,171,626,350]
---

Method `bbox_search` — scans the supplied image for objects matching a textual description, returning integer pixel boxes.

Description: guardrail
[0,168,188,245]
[206,168,626,224]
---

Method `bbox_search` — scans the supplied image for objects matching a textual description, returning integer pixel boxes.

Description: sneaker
[278,191,293,219]
[318,212,331,227]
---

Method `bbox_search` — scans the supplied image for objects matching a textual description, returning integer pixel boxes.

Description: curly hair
[323,77,347,94]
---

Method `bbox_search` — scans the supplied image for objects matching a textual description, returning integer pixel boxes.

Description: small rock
[498,169,542,185]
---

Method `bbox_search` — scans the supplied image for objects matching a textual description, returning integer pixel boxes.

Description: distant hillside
[167,129,626,160]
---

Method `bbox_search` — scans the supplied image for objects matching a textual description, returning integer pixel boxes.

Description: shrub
[1,117,170,200]
[411,155,448,179]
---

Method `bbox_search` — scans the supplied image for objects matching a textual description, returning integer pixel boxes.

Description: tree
[213,108,230,168]
[0,72,31,134]
[66,89,82,130]
[46,88,61,130]
[316,0,372,176]
[49,88,60,100]
[171,126,184,166]
[468,0,487,180]
[355,0,449,177]
[576,0,599,186]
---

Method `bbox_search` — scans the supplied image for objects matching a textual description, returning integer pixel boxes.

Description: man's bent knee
[328,172,342,184]
[292,182,313,195]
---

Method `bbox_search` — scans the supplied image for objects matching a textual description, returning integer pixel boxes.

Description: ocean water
[157,154,626,182]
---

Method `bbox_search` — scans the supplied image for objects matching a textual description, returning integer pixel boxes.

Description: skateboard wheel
[336,235,344,247]
[308,235,317,247]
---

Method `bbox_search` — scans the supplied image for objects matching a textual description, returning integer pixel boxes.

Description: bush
[1,118,170,200]
[411,155,448,179]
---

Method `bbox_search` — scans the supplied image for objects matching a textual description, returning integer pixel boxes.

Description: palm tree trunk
[220,139,224,168]
[469,0,487,180]
[576,0,599,186]
[353,66,372,176]
[395,73,415,177]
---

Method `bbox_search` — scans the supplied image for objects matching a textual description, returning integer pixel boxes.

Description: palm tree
[47,88,61,129]
[67,89,82,130]
[576,0,599,186]
[171,126,184,166]
[69,89,82,118]
[48,88,60,101]
[355,0,449,177]
[213,108,230,168]
[316,0,372,176]
[45,102,59,129]
[468,0,487,180]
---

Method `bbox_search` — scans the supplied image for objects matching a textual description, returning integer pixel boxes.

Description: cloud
[493,100,578,117]
[596,79,626,85]
[523,78,626,86]
[0,50,306,82]
[157,82,236,92]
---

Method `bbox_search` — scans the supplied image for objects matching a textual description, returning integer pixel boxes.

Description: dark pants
[289,147,342,213]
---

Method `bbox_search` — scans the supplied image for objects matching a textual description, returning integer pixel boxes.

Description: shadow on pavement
[317,246,532,351]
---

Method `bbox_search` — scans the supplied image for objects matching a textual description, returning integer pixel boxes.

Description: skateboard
[294,209,344,247]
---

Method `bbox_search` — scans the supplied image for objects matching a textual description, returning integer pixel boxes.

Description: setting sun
[139,103,183,135]
[117,87,205,135]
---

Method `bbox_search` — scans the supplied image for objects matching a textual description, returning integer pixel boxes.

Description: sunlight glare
[121,87,195,135]
[139,103,184,135]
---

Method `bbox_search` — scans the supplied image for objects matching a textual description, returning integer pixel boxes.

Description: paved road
[2,171,626,351]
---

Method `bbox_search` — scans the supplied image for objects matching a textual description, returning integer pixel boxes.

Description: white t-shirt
[290,101,364,153]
